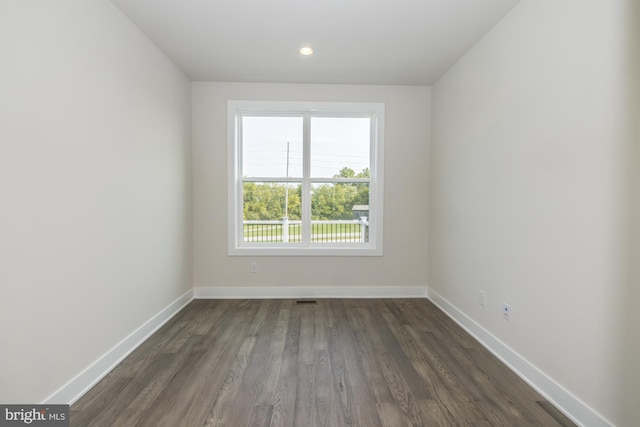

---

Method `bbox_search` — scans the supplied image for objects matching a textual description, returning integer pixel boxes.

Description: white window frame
[228,100,384,256]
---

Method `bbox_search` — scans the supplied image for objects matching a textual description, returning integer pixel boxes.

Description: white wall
[618,1,640,425]
[0,1,191,403]
[192,82,429,292]
[429,0,636,425]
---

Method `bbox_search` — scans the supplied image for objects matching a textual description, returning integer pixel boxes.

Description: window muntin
[229,101,383,256]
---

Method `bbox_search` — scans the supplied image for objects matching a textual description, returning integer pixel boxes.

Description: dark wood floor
[70,299,575,426]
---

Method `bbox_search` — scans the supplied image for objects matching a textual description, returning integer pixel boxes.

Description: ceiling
[110,0,520,86]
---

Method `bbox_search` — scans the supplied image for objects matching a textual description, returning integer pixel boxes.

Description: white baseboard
[43,289,194,405]
[427,288,613,427]
[194,285,428,299]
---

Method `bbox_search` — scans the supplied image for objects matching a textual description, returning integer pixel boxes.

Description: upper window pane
[242,116,303,178]
[310,117,370,178]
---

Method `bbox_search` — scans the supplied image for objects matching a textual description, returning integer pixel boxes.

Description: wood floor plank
[376,350,426,427]
[79,353,172,427]
[269,307,300,427]
[270,374,297,427]
[135,346,210,427]
[420,317,558,427]
[99,334,206,427]
[119,299,223,380]
[69,377,130,427]
[298,302,316,365]
[372,300,434,400]
[376,403,406,427]
[537,400,578,427]
[347,306,396,405]
[255,303,289,405]
[135,300,255,427]
[402,324,494,425]
[416,327,518,426]
[70,299,576,427]
[247,404,273,427]
[180,300,274,426]
[379,308,458,425]
[315,349,335,426]
[70,309,187,415]
[203,301,289,427]
[314,300,329,351]
[293,304,317,426]
[294,364,316,427]
[330,300,384,427]
[327,326,357,425]
[201,336,256,427]
[418,399,457,426]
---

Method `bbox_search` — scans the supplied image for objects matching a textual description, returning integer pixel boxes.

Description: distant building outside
[352,205,369,220]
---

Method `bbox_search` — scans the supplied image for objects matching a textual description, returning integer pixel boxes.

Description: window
[228,101,384,256]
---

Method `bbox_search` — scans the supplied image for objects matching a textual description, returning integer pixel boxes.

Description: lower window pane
[243,182,301,242]
[311,183,370,243]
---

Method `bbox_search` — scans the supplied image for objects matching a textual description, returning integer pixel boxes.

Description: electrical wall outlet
[478,290,486,307]
[503,303,510,321]
[250,262,258,273]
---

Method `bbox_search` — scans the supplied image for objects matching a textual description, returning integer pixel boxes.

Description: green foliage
[243,182,301,220]
[337,167,370,179]
[337,167,356,178]
[311,183,368,220]
[356,168,370,178]
[243,168,369,221]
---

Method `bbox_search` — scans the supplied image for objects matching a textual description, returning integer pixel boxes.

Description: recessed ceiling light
[299,47,314,56]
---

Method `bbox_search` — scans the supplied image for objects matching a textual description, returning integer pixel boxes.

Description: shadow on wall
[617,0,640,424]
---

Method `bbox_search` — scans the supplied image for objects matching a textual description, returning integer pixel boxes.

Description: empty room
[1,0,638,426]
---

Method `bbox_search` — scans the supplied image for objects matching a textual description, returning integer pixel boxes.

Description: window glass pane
[243,182,302,243]
[310,117,370,178]
[311,183,369,220]
[242,116,303,178]
[311,183,370,243]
